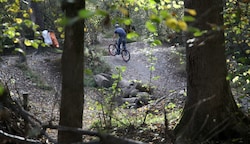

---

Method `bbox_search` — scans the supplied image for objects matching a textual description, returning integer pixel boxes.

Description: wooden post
[22,92,28,111]
[22,92,29,136]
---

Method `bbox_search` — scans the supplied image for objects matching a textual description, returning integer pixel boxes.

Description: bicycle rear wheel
[108,44,117,56]
[121,49,130,62]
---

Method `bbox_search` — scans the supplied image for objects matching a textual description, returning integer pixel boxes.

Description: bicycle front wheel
[121,49,130,62]
[108,44,117,56]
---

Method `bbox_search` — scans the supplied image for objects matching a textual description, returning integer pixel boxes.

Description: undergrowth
[84,45,111,87]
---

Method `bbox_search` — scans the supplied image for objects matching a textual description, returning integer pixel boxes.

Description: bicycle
[108,42,130,62]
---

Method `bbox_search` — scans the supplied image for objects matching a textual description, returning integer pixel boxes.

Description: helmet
[115,24,119,28]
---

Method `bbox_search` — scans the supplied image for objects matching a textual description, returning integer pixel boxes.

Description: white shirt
[42,30,52,45]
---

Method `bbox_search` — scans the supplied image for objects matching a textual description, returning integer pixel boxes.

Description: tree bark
[58,0,84,143]
[30,1,45,30]
[174,0,249,143]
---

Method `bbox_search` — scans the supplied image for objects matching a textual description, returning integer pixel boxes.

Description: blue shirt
[114,27,126,38]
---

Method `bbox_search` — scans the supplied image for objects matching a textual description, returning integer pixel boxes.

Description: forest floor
[0,38,248,143]
[0,39,185,142]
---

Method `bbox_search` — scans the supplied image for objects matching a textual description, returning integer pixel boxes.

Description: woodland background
[0,0,249,143]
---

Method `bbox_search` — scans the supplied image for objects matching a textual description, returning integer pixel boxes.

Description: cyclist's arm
[113,33,118,40]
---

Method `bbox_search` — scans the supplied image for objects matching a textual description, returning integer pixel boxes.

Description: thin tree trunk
[174,0,249,143]
[58,0,84,143]
[30,1,45,30]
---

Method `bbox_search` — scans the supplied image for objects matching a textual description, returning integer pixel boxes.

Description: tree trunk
[58,0,84,143]
[174,0,249,143]
[30,1,45,30]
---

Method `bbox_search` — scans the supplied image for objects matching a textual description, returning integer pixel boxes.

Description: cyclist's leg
[122,38,126,50]
[117,38,122,54]
[122,38,127,50]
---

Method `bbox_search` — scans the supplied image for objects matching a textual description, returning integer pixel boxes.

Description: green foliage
[93,66,124,129]
[0,0,44,54]
[0,84,4,96]
[127,32,139,40]
[83,0,187,44]
[142,33,161,86]
[146,21,157,33]
[224,0,250,98]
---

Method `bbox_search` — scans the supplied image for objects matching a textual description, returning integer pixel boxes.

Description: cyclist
[113,24,127,55]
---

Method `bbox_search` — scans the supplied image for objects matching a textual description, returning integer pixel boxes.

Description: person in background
[49,30,59,48]
[42,30,59,48]
[113,24,126,55]
[42,30,52,46]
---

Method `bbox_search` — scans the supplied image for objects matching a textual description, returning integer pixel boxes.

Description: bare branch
[43,125,147,144]
[0,130,41,144]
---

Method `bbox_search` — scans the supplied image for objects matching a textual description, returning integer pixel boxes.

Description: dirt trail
[0,40,186,116]
[103,41,186,96]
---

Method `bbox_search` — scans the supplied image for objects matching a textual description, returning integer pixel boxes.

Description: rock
[118,79,134,88]
[119,92,151,108]
[134,92,150,108]
[94,73,154,108]
[134,81,154,94]
[121,83,137,98]
[99,73,113,81]
[130,89,140,97]
[121,97,137,104]
[94,74,113,88]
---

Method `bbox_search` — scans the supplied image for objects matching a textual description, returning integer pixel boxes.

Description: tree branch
[43,125,147,144]
[0,129,41,144]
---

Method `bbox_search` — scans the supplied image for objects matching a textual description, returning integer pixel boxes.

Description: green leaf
[188,26,200,33]
[146,21,156,33]
[85,69,93,75]
[185,9,197,16]
[150,14,161,23]
[0,85,4,96]
[152,40,162,46]
[23,20,33,27]
[193,31,203,37]
[15,18,23,24]
[160,10,171,19]
[123,18,132,25]
[14,48,26,55]
[60,17,69,26]
[127,32,139,39]
[194,30,207,37]
[150,66,155,71]
[173,3,181,9]
[165,18,178,30]
[178,20,187,31]
[188,26,206,37]
[13,38,19,43]
[78,9,95,18]
[153,76,160,80]
[24,39,32,46]
[232,76,239,83]
[166,102,176,109]
[134,7,139,11]
[5,28,16,38]
[41,43,47,47]
[119,66,127,72]
[112,74,119,79]
[95,9,107,16]
[57,27,63,33]
[31,41,39,49]
[183,16,195,22]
